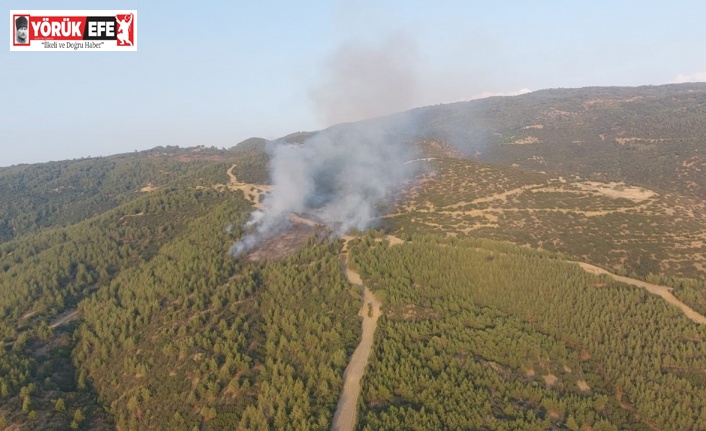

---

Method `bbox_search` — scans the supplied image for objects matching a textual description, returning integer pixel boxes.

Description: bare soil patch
[576,181,655,203]
[373,235,405,246]
[345,266,363,286]
[615,137,669,145]
[246,223,326,262]
[386,235,404,246]
[543,374,558,386]
[511,136,541,145]
[577,380,591,392]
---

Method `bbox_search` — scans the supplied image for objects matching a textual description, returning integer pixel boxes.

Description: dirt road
[577,262,706,324]
[3,308,81,348]
[50,308,80,329]
[331,256,382,431]
[224,164,269,208]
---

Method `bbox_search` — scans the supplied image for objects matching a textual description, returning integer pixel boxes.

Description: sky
[2,0,706,167]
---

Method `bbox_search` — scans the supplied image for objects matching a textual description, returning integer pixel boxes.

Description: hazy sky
[3,0,706,166]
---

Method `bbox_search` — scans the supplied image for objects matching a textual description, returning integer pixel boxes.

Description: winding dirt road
[331,252,382,431]
[327,236,705,431]
[577,262,706,324]
[224,164,269,208]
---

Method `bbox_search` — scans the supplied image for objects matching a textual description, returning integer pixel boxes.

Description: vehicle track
[331,243,382,431]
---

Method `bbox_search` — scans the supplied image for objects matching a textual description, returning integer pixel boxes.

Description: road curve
[576,262,706,325]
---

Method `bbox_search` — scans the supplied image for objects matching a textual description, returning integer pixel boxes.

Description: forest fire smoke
[230,34,421,257]
[230,119,419,257]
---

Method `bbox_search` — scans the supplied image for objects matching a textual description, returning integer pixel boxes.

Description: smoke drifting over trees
[230,118,420,256]
[231,35,421,256]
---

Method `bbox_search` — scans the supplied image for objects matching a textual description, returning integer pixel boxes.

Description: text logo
[10,10,137,51]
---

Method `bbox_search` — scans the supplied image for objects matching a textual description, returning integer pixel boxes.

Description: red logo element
[115,13,134,46]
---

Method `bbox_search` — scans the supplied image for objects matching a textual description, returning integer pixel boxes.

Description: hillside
[386,153,706,279]
[412,83,706,197]
[0,145,269,244]
[1,83,706,430]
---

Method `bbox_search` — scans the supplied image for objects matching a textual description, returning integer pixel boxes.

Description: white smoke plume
[230,118,420,256]
[231,35,421,257]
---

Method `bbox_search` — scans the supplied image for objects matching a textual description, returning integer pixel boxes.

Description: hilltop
[409,83,706,196]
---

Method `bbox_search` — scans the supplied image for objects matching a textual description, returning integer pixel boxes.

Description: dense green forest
[0,143,272,245]
[75,203,359,430]
[351,235,706,430]
[0,146,270,429]
[0,187,247,429]
[1,83,705,430]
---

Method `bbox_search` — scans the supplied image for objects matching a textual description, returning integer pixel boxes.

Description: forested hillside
[351,235,706,431]
[1,83,705,430]
[0,146,243,244]
[0,146,272,429]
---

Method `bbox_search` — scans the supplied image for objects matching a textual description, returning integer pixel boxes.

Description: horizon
[3,0,706,167]
[3,81,706,167]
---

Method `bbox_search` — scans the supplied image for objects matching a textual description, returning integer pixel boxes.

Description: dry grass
[511,136,541,145]
[543,374,558,386]
[577,380,591,392]
[223,164,270,208]
[575,181,655,202]
[383,155,706,278]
